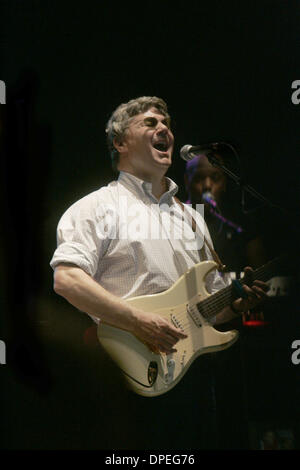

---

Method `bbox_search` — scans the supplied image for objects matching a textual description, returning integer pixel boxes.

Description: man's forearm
[53,264,187,355]
[53,264,138,333]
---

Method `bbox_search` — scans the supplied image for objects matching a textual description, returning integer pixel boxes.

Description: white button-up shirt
[50,171,227,322]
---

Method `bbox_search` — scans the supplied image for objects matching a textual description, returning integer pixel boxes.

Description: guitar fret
[197,254,288,320]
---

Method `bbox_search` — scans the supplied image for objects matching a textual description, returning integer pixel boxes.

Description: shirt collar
[118,170,178,203]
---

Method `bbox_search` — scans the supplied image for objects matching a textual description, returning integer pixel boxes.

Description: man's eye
[144,118,157,127]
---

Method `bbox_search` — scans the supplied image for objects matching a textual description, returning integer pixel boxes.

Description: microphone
[202,191,243,232]
[180,142,225,161]
[202,191,217,208]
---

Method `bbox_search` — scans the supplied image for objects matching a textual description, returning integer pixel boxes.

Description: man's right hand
[131,309,188,355]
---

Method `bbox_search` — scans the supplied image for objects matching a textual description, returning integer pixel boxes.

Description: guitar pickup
[187,304,202,327]
[170,313,184,331]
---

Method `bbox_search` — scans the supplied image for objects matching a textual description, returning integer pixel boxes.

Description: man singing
[50,96,268,448]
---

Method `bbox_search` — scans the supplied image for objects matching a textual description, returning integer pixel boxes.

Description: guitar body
[97,260,239,397]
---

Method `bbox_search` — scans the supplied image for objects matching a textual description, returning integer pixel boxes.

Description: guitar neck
[198,254,288,321]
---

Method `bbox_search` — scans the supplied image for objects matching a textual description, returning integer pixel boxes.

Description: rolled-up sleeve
[50,194,112,277]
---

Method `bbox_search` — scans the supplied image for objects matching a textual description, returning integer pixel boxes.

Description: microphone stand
[206,152,296,216]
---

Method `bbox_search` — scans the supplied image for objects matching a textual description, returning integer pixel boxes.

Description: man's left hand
[232,266,270,313]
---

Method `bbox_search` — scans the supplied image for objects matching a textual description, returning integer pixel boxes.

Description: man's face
[115,107,174,177]
[186,155,226,205]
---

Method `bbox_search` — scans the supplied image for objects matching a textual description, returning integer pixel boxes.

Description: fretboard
[197,254,289,320]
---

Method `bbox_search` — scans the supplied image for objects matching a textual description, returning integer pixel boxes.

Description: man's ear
[113,137,127,155]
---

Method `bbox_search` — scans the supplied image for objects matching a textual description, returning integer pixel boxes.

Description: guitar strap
[174,196,226,272]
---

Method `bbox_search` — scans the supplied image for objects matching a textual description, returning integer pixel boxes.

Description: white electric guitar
[97,255,291,397]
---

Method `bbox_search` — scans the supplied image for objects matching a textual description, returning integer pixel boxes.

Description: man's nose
[156,122,169,134]
[203,177,213,190]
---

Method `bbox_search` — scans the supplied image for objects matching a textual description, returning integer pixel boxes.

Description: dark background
[1,0,300,450]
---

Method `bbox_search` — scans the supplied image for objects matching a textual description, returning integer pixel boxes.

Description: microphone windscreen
[180,145,194,161]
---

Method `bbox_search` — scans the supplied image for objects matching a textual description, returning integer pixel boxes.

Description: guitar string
[199,261,278,319]
[166,262,278,332]
[168,293,230,330]
[183,265,270,324]
[171,271,264,329]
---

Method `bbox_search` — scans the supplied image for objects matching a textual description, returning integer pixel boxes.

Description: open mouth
[152,141,170,153]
